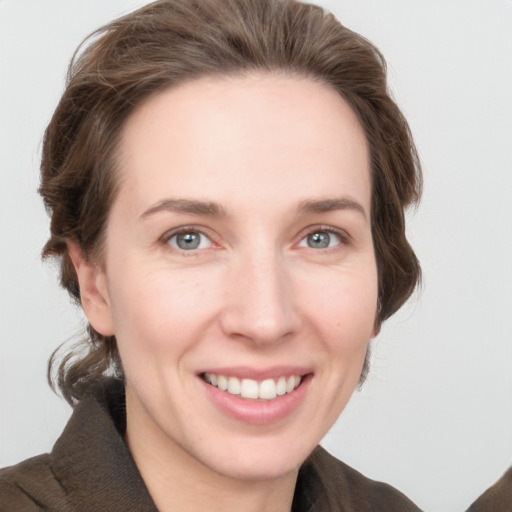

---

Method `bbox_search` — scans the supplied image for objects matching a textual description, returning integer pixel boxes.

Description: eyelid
[158,224,351,254]
[296,225,351,249]
[160,225,219,253]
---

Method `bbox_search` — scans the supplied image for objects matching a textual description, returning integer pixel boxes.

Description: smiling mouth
[201,373,304,401]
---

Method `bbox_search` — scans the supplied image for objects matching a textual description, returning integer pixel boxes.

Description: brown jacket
[0,379,422,511]
[466,467,512,512]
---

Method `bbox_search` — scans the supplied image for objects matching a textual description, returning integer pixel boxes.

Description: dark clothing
[466,467,512,512]
[0,379,422,511]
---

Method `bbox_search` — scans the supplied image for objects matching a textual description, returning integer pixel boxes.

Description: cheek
[300,271,378,392]
[107,267,221,357]
[302,266,378,341]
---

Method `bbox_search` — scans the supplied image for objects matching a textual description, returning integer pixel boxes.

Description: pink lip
[199,372,312,425]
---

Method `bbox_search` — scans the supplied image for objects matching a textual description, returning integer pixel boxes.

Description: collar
[50,379,158,511]
[48,378,350,512]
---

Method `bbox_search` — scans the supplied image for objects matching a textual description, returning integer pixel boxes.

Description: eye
[167,230,212,251]
[298,230,342,249]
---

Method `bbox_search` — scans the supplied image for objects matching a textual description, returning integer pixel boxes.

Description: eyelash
[296,225,351,252]
[161,226,218,255]
[160,225,351,255]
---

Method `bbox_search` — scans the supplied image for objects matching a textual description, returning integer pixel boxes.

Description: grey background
[1,1,511,511]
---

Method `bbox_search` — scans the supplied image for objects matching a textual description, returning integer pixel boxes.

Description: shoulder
[0,454,69,511]
[466,466,512,512]
[299,446,423,512]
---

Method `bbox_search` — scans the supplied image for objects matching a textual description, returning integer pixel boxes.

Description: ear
[67,241,115,337]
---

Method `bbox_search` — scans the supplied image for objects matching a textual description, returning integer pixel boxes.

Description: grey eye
[307,232,330,248]
[169,231,211,251]
[299,230,341,249]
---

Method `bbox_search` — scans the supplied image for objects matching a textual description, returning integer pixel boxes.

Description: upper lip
[197,366,313,380]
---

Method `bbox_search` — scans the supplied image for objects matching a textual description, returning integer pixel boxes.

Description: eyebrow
[140,198,227,218]
[296,197,368,220]
[140,196,368,220]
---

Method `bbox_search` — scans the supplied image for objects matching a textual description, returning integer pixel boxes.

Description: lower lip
[201,375,311,425]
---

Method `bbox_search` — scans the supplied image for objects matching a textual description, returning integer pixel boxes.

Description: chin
[186,431,317,482]
[206,451,305,482]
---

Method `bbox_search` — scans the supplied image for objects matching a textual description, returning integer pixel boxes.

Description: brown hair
[40,0,422,405]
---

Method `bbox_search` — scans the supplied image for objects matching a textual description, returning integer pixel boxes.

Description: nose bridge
[221,243,299,344]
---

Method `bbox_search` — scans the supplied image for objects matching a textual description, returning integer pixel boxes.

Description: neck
[125,388,298,512]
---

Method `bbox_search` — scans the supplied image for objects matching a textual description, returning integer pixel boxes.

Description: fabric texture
[1,379,422,512]
[466,466,512,512]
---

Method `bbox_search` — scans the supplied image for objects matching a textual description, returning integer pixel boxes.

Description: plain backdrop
[0,1,511,511]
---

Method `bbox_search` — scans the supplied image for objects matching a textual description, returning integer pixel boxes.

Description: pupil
[177,232,200,250]
[308,232,329,248]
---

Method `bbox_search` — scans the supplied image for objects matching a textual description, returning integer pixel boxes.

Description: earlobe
[67,241,115,336]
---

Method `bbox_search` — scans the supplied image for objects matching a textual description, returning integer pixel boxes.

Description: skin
[69,73,378,512]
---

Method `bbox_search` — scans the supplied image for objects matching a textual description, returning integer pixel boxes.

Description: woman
[0,0,423,510]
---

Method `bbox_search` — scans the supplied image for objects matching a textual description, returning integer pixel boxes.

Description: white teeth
[276,376,287,396]
[217,374,228,391]
[228,376,241,395]
[240,379,259,399]
[259,379,277,400]
[203,373,303,400]
[286,376,296,393]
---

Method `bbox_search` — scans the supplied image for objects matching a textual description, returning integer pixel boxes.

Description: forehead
[115,73,371,214]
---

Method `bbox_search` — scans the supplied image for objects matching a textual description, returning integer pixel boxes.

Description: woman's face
[84,74,378,481]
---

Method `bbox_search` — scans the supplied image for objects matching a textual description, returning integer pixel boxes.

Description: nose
[219,249,301,346]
